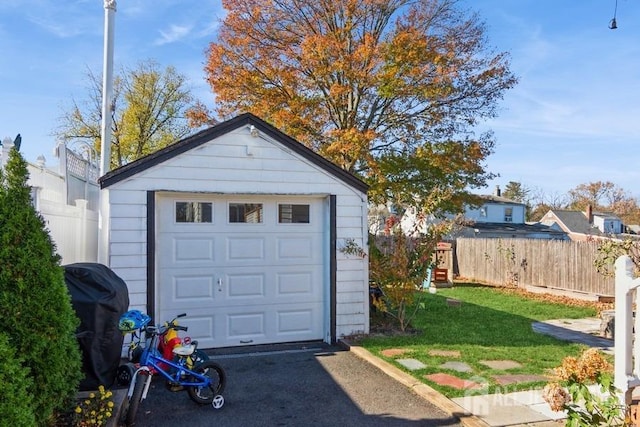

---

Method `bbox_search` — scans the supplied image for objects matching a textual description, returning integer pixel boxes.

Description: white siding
[106,128,369,341]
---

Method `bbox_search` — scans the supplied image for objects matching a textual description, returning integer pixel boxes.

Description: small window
[229,203,263,223]
[279,204,310,223]
[176,202,212,223]
[504,207,513,223]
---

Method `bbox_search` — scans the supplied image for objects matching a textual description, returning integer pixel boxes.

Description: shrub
[0,332,36,426]
[0,147,83,425]
[543,348,624,426]
[368,215,450,331]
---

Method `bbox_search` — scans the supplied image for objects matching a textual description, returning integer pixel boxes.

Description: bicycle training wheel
[125,374,146,426]
[187,360,226,405]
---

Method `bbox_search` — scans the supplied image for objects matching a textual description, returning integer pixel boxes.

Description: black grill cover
[64,263,130,391]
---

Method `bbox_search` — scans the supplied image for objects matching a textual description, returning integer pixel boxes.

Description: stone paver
[480,360,522,370]
[452,394,552,426]
[493,374,549,386]
[440,361,473,372]
[396,358,427,370]
[428,349,461,358]
[425,373,484,390]
[380,348,408,358]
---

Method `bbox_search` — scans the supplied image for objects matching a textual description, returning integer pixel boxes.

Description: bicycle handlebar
[145,318,189,336]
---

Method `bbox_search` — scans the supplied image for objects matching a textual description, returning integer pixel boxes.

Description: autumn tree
[56,59,207,168]
[205,0,517,214]
[567,181,640,225]
[567,181,616,211]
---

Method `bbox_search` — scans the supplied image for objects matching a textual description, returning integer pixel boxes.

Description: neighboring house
[451,186,567,239]
[395,185,567,240]
[98,113,370,349]
[0,136,99,264]
[540,205,627,241]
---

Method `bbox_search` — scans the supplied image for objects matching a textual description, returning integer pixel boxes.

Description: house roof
[477,194,525,206]
[99,113,369,193]
[542,209,607,236]
[466,221,567,237]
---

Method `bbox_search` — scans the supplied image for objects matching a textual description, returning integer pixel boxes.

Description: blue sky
[1,0,638,199]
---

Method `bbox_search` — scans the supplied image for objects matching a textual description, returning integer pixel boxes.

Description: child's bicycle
[116,311,209,388]
[118,312,226,426]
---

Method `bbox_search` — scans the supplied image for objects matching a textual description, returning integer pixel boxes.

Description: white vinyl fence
[1,137,99,265]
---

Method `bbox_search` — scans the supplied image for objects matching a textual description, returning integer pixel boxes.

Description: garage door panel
[227,273,265,299]
[227,237,265,261]
[276,236,313,260]
[277,272,313,295]
[277,309,316,335]
[158,234,218,267]
[227,312,266,341]
[173,275,215,301]
[173,237,215,262]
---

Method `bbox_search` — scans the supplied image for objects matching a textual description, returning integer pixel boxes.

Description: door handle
[217,278,222,292]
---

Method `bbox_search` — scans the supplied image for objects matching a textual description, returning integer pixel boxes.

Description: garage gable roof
[99,113,368,193]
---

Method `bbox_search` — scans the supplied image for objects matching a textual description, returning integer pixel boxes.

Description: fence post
[614,255,640,407]
[76,199,89,262]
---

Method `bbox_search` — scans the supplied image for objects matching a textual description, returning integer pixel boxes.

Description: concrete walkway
[346,317,614,427]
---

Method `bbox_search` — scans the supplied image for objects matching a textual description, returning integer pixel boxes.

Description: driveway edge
[340,340,489,427]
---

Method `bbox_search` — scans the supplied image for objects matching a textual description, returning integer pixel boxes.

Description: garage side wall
[106,128,369,342]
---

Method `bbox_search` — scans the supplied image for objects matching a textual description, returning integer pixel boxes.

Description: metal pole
[98,0,116,265]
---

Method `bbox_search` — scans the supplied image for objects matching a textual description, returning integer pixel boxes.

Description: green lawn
[359,283,599,398]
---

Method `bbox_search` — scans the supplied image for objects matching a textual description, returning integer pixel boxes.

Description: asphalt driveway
[124,343,462,426]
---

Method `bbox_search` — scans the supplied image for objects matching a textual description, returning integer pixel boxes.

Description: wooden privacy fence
[454,238,614,297]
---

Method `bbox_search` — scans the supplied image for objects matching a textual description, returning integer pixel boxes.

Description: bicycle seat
[172,344,195,356]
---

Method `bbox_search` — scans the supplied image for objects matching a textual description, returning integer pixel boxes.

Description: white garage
[100,114,369,348]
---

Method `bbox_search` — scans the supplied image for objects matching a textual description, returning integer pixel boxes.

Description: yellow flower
[89,392,95,399]
[107,401,114,408]
[75,406,82,414]
[98,385,105,393]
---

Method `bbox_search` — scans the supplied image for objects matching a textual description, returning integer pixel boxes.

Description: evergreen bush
[0,147,83,425]
[0,332,36,426]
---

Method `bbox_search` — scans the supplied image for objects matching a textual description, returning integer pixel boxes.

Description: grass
[359,283,600,398]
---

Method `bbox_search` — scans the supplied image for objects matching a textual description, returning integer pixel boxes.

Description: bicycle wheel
[125,374,147,426]
[187,361,226,405]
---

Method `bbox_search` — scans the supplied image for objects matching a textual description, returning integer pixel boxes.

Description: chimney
[586,205,593,223]
[494,185,501,197]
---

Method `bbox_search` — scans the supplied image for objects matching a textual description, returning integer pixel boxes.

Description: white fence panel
[39,198,98,265]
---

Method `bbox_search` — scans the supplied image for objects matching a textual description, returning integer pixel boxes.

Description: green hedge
[0,333,36,426]
[0,148,83,425]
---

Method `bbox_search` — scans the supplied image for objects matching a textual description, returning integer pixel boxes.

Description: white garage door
[156,194,326,348]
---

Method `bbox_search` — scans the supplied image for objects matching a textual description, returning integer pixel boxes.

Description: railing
[614,255,640,406]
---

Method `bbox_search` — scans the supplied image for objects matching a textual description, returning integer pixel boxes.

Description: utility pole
[98,0,116,265]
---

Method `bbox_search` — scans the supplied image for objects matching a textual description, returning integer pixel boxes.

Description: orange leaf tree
[205,0,517,213]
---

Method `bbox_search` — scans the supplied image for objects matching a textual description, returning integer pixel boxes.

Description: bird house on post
[432,241,453,287]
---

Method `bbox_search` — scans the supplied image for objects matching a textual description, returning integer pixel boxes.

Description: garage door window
[176,201,212,223]
[278,204,310,223]
[229,203,263,223]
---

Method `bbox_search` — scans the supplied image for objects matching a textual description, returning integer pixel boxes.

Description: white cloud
[154,24,193,45]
